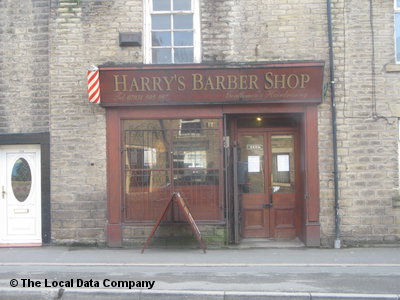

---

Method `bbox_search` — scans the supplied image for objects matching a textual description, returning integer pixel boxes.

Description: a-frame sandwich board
[141,192,207,253]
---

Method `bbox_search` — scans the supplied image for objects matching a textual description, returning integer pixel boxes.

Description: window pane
[124,170,171,221]
[11,158,32,202]
[271,135,295,193]
[152,15,171,30]
[173,0,191,10]
[152,32,171,46]
[174,48,193,63]
[153,0,170,11]
[152,48,172,63]
[173,14,193,29]
[124,130,169,169]
[123,119,220,221]
[397,0,400,8]
[238,135,264,194]
[173,123,220,171]
[396,14,400,62]
[174,31,193,46]
[174,169,219,186]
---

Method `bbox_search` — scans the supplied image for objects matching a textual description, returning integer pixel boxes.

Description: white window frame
[395,1,400,63]
[143,0,201,64]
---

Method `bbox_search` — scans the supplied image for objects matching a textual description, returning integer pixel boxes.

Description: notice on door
[277,154,290,172]
[248,156,261,173]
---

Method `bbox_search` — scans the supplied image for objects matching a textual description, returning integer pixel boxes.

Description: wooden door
[238,130,298,238]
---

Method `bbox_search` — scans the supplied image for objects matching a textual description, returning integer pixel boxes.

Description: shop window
[144,0,201,64]
[395,1,400,62]
[123,119,220,222]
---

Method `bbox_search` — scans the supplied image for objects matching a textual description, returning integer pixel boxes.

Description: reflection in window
[271,135,295,193]
[123,119,220,221]
[179,119,201,135]
[11,158,32,202]
[238,135,264,194]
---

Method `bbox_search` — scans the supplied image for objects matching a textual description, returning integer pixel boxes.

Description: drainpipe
[326,0,341,249]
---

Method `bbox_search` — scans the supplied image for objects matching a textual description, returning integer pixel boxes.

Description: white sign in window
[277,154,290,172]
[248,155,261,173]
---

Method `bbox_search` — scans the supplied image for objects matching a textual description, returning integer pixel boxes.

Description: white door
[0,145,42,245]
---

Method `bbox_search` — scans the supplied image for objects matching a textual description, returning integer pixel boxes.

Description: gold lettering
[192,74,204,90]
[249,75,259,90]
[152,77,162,91]
[239,75,248,90]
[274,74,286,89]
[300,74,310,88]
[227,75,238,90]
[264,72,274,90]
[114,75,127,91]
[287,74,300,89]
[215,76,226,90]
[177,76,185,91]
[130,78,140,91]
[204,76,216,90]
[162,76,174,91]
[141,77,151,91]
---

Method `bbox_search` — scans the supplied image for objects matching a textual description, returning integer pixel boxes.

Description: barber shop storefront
[99,62,324,247]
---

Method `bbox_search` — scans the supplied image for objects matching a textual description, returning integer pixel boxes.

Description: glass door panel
[237,135,264,194]
[269,134,297,238]
[271,135,295,193]
[238,133,268,238]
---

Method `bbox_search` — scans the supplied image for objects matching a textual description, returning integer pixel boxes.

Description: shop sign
[98,62,324,106]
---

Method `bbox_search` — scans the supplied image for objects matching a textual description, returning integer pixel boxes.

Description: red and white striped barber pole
[87,65,101,104]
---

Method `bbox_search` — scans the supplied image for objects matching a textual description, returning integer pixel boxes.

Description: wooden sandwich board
[141,192,207,253]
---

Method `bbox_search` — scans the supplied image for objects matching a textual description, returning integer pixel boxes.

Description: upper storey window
[144,0,200,64]
[395,0,400,62]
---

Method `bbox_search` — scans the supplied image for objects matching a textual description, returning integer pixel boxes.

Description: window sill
[385,63,400,72]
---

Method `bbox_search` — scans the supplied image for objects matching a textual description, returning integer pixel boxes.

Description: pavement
[0,245,399,299]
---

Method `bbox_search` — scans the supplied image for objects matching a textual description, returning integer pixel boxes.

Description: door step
[234,238,305,249]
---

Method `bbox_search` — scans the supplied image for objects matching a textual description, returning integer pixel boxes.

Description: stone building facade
[0,0,399,248]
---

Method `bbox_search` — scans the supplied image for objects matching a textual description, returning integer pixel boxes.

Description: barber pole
[87,65,100,104]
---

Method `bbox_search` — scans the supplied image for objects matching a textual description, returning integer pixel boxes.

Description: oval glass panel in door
[11,158,32,202]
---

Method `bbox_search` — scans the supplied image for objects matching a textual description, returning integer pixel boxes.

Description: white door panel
[0,145,41,244]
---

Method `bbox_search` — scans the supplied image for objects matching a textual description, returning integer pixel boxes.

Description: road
[0,246,399,296]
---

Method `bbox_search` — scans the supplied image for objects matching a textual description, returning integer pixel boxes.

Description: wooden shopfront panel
[102,62,324,246]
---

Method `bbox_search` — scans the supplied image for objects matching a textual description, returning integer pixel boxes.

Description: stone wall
[46,0,338,246]
[200,0,334,245]
[49,0,143,245]
[2,0,399,247]
[123,224,226,249]
[0,0,50,133]
[332,0,400,245]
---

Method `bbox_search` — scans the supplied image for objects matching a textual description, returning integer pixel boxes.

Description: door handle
[2,186,5,199]
[263,192,274,208]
